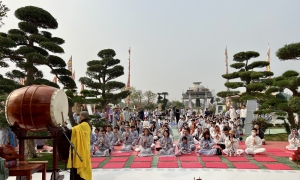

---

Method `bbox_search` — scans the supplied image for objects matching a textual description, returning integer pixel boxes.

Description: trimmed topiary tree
[0,6,76,159]
[79,49,130,109]
[217,51,274,103]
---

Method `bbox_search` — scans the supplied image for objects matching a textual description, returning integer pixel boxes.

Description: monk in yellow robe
[64,111,92,180]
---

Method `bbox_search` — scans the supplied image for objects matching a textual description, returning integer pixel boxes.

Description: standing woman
[138,128,154,157]
[223,130,244,156]
[159,130,174,156]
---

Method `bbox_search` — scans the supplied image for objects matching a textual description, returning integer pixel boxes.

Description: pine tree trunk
[68,106,76,126]
[25,139,37,159]
[24,40,37,159]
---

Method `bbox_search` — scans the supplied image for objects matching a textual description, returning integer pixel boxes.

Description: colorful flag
[225,46,229,91]
[20,78,24,85]
[67,56,72,72]
[72,70,75,80]
[53,76,57,84]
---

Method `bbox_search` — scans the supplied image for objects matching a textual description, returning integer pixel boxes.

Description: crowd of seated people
[89,112,300,158]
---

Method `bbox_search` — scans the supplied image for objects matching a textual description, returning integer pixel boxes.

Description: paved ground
[7,168,300,180]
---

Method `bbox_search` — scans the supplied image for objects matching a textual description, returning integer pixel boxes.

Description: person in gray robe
[94,130,110,156]
[176,136,191,156]
[131,126,139,146]
[121,125,134,152]
[90,132,96,153]
[0,128,8,145]
[138,128,154,157]
[198,131,217,156]
[136,120,143,134]
[178,128,196,151]
[106,126,114,150]
[159,130,174,156]
[164,122,173,137]
[113,127,121,146]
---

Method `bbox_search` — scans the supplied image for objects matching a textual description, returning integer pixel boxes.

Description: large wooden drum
[5,85,69,131]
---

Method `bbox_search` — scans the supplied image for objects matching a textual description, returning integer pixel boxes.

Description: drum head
[50,89,69,127]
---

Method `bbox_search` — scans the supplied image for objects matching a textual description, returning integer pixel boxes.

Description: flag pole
[126,48,131,107]
[225,46,229,91]
[266,44,271,78]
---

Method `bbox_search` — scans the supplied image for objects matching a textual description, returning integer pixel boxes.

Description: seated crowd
[89,114,275,157]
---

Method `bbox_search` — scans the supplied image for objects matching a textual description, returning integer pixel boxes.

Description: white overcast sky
[1,0,300,100]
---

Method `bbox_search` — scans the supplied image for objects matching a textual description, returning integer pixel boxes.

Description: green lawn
[27,153,66,170]
[264,133,288,141]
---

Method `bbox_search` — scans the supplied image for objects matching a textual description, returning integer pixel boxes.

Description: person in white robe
[192,125,203,144]
[209,122,216,135]
[286,128,300,150]
[223,130,244,156]
[94,130,110,156]
[211,126,222,144]
[121,125,134,151]
[159,130,174,156]
[245,128,266,155]
[176,136,192,156]
[198,131,217,156]
[142,118,151,131]
[138,128,154,157]
[229,106,237,121]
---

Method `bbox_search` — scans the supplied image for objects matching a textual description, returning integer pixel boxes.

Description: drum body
[5,85,68,131]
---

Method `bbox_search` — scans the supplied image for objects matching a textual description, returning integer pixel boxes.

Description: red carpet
[263,164,293,170]
[109,157,128,162]
[205,162,228,168]
[181,162,203,168]
[239,142,245,145]
[130,162,152,168]
[271,152,293,157]
[91,163,99,169]
[91,157,106,163]
[111,152,132,156]
[267,149,285,152]
[201,156,221,162]
[102,162,126,169]
[233,163,259,169]
[157,162,178,168]
[179,156,199,162]
[226,157,249,162]
[159,157,177,161]
[134,157,153,162]
[253,157,277,162]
